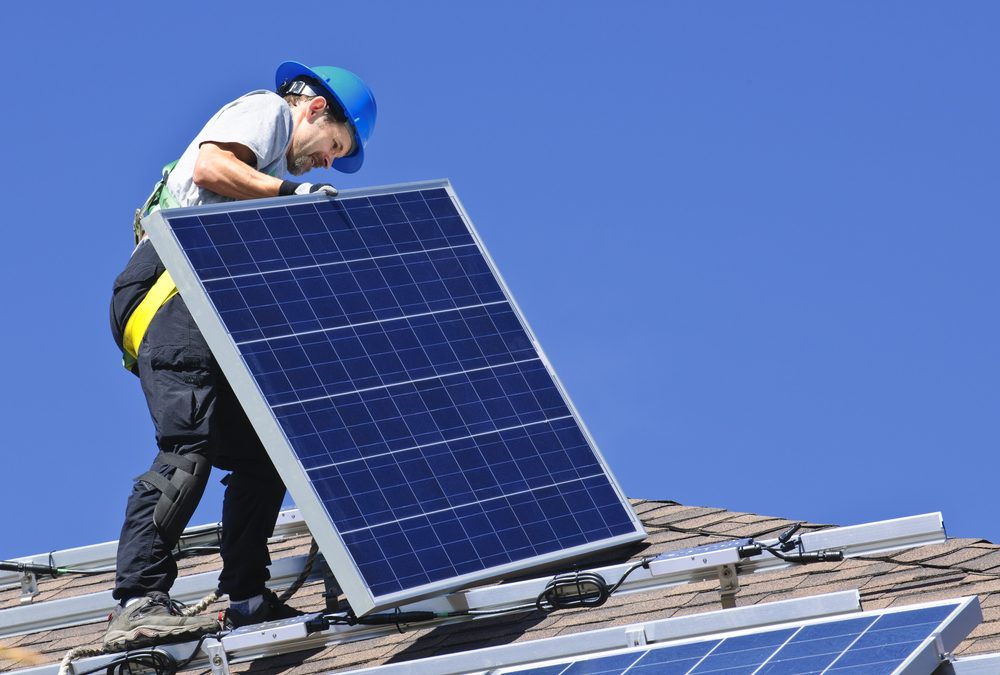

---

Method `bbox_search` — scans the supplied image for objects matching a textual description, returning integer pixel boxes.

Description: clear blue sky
[1,2,996,560]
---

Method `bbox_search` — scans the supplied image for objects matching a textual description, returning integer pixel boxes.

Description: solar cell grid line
[500,597,981,675]
[143,179,646,615]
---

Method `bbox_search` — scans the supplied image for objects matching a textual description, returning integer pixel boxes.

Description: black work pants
[111,244,286,602]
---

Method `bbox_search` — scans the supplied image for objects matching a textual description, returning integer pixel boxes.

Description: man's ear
[307,95,328,120]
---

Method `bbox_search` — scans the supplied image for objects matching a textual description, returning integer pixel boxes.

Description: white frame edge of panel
[143,179,645,616]
[486,596,981,675]
[345,590,874,675]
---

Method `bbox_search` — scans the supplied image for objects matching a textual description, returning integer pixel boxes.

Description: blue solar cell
[871,604,955,629]
[561,652,641,674]
[499,601,970,675]
[690,629,797,673]
[152,184,642,610]
[630,641,720,674]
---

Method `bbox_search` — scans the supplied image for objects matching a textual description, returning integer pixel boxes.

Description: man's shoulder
[204,90,294,144]
[225,90,291,116]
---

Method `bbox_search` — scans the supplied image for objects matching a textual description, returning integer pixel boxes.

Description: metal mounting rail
[398,512,946,616]
[9,591,864,675]
[0,509,308,591]
[942,653,1000,674]
[0,511,944,645]
[0,553,322,638]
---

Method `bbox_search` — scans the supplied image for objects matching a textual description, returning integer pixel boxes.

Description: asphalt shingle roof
[3,500,999,673]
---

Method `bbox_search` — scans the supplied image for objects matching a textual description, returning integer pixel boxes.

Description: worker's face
[288,97,355,175]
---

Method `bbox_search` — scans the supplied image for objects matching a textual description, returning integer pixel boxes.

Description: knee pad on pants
[136,451,212,544]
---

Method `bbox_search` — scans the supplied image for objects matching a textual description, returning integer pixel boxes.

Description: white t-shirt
[165,90,294,207]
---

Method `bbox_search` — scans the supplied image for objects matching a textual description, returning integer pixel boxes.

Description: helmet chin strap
[279,79,322,97]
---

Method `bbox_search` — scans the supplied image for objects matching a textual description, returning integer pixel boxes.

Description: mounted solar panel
[499,597,981,675]
[143,180,645,615]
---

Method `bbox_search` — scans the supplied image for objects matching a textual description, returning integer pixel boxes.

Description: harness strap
[121,270,179,372]
[133,160,180,244]
[135,469,179,501]
[122,160,184,373]
[153,451,198,475]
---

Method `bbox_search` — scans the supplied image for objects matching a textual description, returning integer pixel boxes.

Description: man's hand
[295,183,338,196]
[279,181,338,197]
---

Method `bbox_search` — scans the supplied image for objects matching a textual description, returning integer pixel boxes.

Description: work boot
[224,589,304,628]
[103,592,220,652]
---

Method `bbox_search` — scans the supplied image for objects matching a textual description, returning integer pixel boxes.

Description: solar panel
[501,598,978,675]
[143,180,645,615]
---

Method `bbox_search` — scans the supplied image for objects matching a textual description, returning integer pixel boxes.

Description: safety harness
[121,161,180,373]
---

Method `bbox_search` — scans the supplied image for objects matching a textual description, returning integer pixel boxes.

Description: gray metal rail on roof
[941,653,1000,674]
[8,590,865,675]
[0,553,322,638]
[0,511,946,643]
[0,509,308,591]
[398,511,946,615]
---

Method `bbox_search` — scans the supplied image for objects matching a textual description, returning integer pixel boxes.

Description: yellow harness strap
[122,270,179,369]
[123,161,182,372]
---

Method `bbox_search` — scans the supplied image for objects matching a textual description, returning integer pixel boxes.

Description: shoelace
[137,595,189,617]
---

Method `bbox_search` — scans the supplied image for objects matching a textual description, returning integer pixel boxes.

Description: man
[105,61,376,651]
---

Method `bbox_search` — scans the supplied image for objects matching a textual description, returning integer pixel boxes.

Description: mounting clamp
[20,570,38,605]
[718,563,740,609]
[203,637,231,675]
[623,626,648,648]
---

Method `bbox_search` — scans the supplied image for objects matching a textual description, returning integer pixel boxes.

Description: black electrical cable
[6,525,225,580]
[169,633,220,672]
[68,649,176,675]
[532,558,653,613]
[309,531,842,632]
[1,541,222,578]
[606,556,652,595]
[69,633,219,675]
[536,571,611,612]
[0,561,116,577]
[174,546,221,560]
[313,556,656,630]
[108,650,177,675]
[748,523,845,564]
[776,523,802,550]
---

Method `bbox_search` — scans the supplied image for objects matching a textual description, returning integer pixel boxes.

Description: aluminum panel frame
[143,179,645,616]
[492,596,980,675]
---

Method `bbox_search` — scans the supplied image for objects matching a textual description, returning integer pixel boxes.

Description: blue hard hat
[276,61,377,174]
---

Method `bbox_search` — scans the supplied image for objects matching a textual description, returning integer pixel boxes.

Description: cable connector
[776,523,803,552]
[304,615,331,633]
[536,571,611,612]
[356,610,441,625]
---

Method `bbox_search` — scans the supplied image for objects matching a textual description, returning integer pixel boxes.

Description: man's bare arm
[192,141,283,199]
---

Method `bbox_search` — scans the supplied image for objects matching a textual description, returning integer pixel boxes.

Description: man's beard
[288,154,311,176]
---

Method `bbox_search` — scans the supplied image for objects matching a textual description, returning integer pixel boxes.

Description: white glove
[295,182,338,196]
[279,180,338,197]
